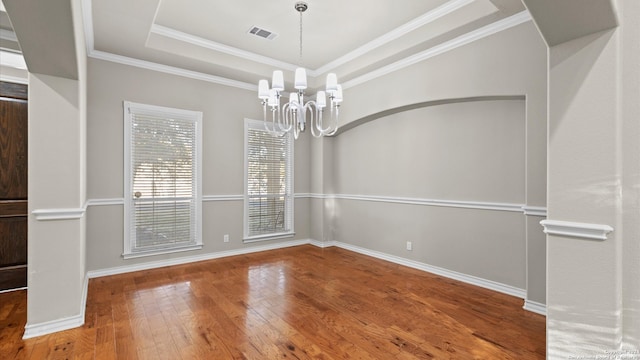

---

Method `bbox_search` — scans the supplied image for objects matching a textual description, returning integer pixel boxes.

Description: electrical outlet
[223,234,229,243]
[406,241,412,251]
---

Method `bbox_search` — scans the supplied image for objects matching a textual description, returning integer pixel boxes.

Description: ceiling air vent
[248,26,278,40]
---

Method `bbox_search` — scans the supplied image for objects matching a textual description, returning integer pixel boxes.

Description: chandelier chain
[299,9,303,66]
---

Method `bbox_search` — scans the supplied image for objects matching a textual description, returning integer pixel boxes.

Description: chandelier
[257,1,342,139]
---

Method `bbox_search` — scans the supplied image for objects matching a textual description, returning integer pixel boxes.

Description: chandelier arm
[324,123,339,136]
[324,105,339,136]
[310,120,321,137]
[308,101,327,135]
[302,102,313,135]
[313,102,325,133]
[312,104,338,135]
[280,102,294,132]
[265,120,280,135]
[267,94,283,134]
[263,104,276,133]
[293,111,300,139]
[315,116,332,134]
[274,103,285,133]
[262,102,269,131]
[309,104,322,137]
[289,105,297,132]
[269,110,285,135]
[301,100,316,133]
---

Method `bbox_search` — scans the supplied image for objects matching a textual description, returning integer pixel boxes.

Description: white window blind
[244,119,293,241]
[124,102,202,257]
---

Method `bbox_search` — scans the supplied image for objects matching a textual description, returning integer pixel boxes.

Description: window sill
[122,244,203,259]
[243,232,295,243]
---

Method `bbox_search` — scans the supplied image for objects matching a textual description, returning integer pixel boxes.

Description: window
[244,119,294,242]
[123,101,202,258]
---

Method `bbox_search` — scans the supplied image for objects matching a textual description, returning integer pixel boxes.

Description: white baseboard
[22,275,89,339]
[0,286,27,294]
[22,237,544,339]
[87,239,312,278]
[309,239,336,248]
[23,315,85,339]
[80,274,89,321]
[328,241,527,299]
[78,237,541,332]
[523,299,547,316]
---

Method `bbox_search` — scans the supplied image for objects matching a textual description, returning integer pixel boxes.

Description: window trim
[123,101,203,258]
[243,118,294,242]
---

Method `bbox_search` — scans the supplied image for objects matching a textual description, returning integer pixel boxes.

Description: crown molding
[315,0,475,75]
[0,74,28,84]
[150,0,476,78]
[81,0,255,91]
[81,0,94,55]
[0,49,27,70]
[80,0,531,93]
[342,10,532,90]
[150,24,298,73]
[540,219,613,241]
[89,49,257,91]
[0,28,18,42]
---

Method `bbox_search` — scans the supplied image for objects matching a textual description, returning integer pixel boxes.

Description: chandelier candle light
[258,1,342,139]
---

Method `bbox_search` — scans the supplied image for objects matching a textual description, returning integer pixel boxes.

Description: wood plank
[0,200,27,217]
[0,245,545,359]
[0,86,28,292]
[0,265,27,290]
[0,82,27,100]
[0,217,27,266]
[0,97,28,200]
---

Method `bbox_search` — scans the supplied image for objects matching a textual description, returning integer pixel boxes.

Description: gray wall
[85,19,547,313]
[332,100,527,289]
[86,58,311,271]
[320,21,548,304]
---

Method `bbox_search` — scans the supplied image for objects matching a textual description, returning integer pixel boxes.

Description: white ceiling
[1,0,528,89]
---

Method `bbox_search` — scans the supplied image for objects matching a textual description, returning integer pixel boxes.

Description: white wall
[23,0,88,334]
[85,58,311,272]
[546,0,640,355]
[27,72,86,330]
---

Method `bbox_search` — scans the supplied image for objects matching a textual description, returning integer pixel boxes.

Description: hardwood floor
[0,245,545,359]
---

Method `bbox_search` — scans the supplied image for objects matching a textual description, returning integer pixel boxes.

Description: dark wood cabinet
[0,82,28,291]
